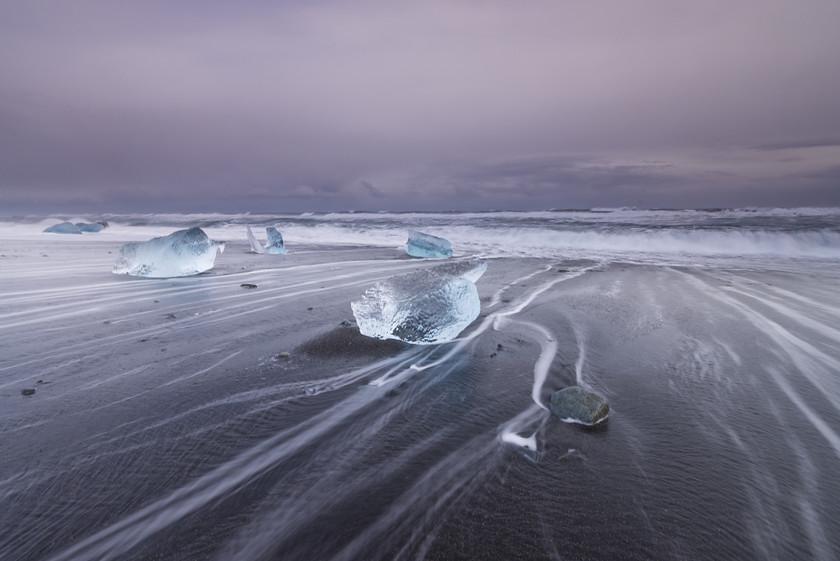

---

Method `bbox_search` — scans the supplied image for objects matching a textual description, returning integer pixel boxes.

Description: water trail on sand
[327,436,500,561]
[573,324,586,386]
[486,269,593,449]
[402,267,584,452]
[676,270,840,459]
[43,350,424,561]
[34,263,590,560]
[488,265,553,308]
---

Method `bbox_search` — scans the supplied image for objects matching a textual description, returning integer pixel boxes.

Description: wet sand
[1,236,839,560]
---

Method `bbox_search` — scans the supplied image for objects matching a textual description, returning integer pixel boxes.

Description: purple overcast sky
[1,0,839,213]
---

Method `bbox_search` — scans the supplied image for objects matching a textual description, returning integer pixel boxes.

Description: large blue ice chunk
[44,222,83,234]
[113,227,225,278]
[351,261,487,344]
[246,226,286,254]
[265,227,286,254]
[406,230,453,259]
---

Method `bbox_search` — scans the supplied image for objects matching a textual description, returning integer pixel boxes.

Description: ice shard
[113,227,225,278]
[406,230,453,259]
[44,222,83,234]
[265,227,286,254]
[246,226,265,254]
[351,261,487,344]
[245,226,286,254]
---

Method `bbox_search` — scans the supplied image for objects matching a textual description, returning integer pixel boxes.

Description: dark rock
[549,386,609,425]
[339,320,353,326]
[240,283,258,289]
[21,388,36,396]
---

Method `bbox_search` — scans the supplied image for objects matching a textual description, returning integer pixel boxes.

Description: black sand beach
[2,234,839,560]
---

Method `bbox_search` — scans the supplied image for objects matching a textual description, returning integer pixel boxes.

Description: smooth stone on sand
[549,386,609,425]
[21,388,36,396]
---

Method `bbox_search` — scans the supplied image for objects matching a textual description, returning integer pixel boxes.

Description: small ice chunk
[406,230,453,259]
[44,222,82,234]
[245,226,286,254]
[113,227,224,278]
[246,226,265,254]
[75,222,105,232]
[351,261,487,344]
[265,227,286,254]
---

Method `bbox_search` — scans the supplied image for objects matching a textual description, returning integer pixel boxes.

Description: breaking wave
[3,207,840,260]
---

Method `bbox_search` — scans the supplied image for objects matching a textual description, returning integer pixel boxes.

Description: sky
[1,0,839,213]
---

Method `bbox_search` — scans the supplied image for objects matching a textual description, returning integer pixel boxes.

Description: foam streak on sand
[43,349,429,561]
[43,261,582,559]
[679,270,840,430]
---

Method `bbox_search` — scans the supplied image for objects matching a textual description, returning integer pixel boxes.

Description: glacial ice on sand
[265,227,286,254]
[246,226,286,254]
[113,227,225,278]
[351,261,487,344]
[75,222,106,232]
[406,230,453,259]
[246,226,264,254]
[44,222,83,234]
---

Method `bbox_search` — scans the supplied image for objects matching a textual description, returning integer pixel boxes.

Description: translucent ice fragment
[113,227,225,278]
[44,222,82,234]
[245,226,286,254]
[265,227,286,254]
[246,226,265,254]
[406,230,453,259]
[351,261,487,344]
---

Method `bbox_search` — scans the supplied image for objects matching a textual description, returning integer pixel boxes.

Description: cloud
[359,180,385,198]
[1,0,839,212]
[753,138,840,151]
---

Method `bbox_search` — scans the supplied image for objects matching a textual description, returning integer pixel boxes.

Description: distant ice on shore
[112,227,224,278]
[43,222,83,234]
[246,226,286,254]
[42,221,107,234]
[351,261,486,344]
[406,230,452,258]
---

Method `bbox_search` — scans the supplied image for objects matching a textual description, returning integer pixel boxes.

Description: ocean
[1,208,839,560]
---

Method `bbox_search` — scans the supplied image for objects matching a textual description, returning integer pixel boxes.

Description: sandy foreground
[2,234,839,560]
